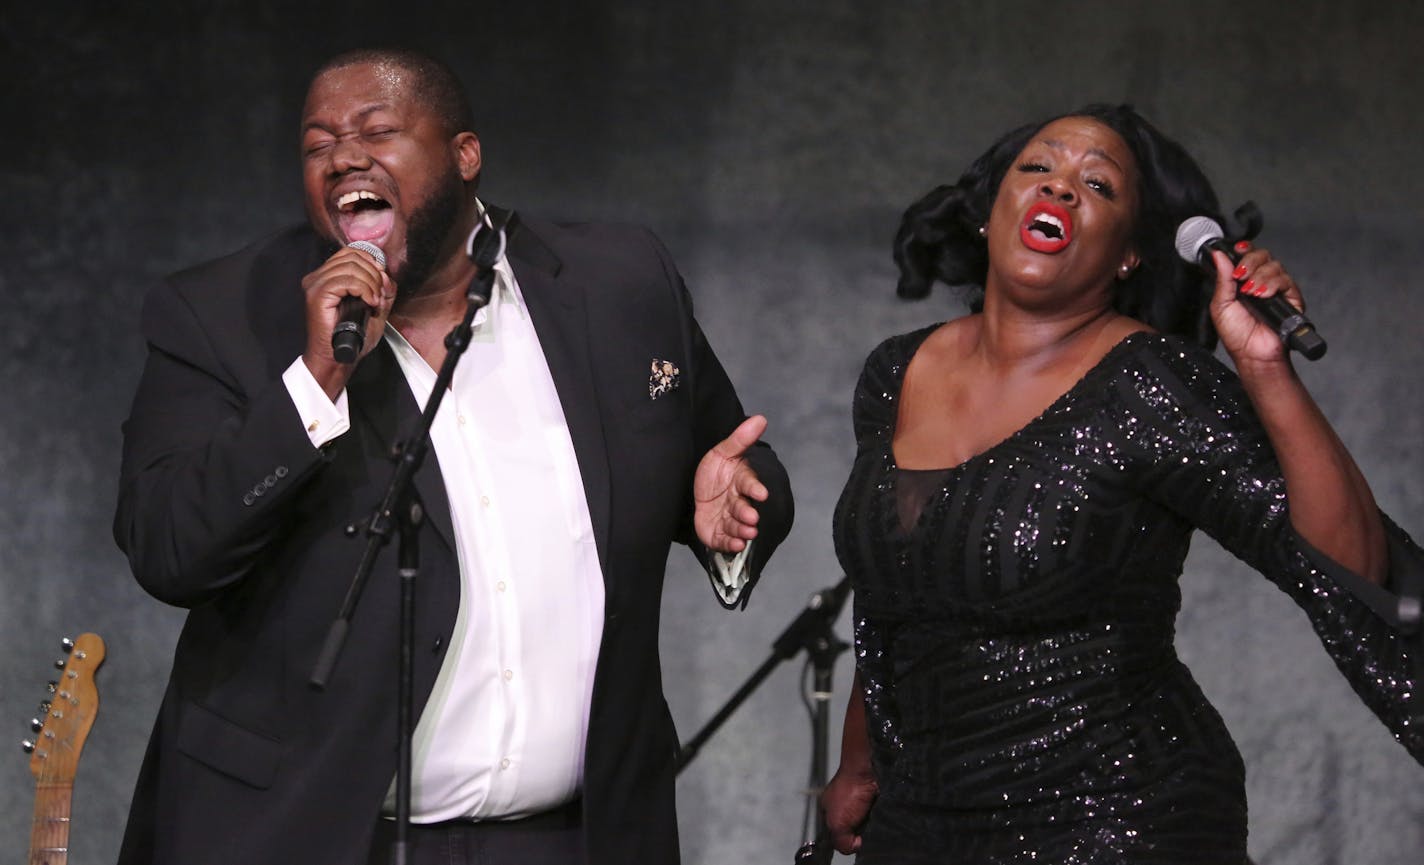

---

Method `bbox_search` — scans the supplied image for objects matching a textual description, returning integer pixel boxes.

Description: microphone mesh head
[347,240,386,269]
[1174,216,1224,263]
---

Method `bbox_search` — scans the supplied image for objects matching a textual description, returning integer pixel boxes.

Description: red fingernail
[1234,240,1251,253]
[1241,279,1255,294]
[1232,264,1248,279]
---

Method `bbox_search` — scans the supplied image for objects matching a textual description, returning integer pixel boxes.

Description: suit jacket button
[274,465,289,478]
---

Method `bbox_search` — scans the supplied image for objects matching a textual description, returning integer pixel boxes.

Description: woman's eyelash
[1087,178,1116,199]
[1017,162,1117,199]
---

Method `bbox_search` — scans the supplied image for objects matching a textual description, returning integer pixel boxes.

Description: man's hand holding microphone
[301,241,394,399]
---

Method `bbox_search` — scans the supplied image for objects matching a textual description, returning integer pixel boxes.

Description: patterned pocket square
[649,358,681,400]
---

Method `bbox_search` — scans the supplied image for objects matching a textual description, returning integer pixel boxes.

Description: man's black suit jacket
[113,215,793,865]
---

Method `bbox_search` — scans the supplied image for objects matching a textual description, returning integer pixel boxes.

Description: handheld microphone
[330,240,386,364]
[1175,216,1326,360]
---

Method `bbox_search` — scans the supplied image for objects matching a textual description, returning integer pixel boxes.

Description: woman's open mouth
[1020,201,1072,253]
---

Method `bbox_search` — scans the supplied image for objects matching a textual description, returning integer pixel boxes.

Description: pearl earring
[978,225,987,238]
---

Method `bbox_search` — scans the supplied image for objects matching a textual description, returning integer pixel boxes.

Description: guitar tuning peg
[21,739,36,753]
[53,658,68,670]
[46,681,58,693]
[38,700,52,715]
[61,637,75,653]
[30,717,44,732]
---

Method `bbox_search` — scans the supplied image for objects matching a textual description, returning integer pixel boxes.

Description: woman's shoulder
[861,322,943,374]
[1089,330,1250,429]
[849,322,945,442]
[1099,330,1235,386]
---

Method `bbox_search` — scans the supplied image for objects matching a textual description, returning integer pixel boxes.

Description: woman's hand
[1208,243,1303,369]
[821,765,879,855]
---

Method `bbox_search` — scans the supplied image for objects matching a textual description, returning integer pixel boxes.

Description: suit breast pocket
[620,353,688,431]
[624,388,688,433]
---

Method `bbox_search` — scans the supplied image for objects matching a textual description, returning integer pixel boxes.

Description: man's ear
[454,132,481,182]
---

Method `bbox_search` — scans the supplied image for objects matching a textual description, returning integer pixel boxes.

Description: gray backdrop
[4,2,1422,863]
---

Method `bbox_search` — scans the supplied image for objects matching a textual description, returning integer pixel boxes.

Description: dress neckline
[888,328,1159,474]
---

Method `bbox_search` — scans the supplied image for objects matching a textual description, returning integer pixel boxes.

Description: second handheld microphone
[1174,216,1326,361]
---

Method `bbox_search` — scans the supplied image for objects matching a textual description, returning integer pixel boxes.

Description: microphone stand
[309,211,512,865]
[673,576,851,865]
[793,595,850,865]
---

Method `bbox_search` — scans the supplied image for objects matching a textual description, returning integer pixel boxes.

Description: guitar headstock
[23,633,106,784]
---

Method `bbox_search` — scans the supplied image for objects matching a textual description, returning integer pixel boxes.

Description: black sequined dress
[832,327,1423,864]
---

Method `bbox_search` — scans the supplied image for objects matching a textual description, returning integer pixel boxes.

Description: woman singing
[824,104,1422,863]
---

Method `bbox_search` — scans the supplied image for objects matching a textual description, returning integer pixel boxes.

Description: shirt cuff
[707,541,755,607]
[283,357,351,448]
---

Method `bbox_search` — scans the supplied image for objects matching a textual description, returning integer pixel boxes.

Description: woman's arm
[821,670,879,855]
[1210,247,1388,583]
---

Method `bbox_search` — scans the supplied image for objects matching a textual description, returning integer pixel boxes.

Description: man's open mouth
[336,189,394,244]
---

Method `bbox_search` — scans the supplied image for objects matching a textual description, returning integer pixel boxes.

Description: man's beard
[393,172,465,299]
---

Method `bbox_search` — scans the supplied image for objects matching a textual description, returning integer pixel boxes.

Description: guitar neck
[29,781,74,865]
[24,633,104,865]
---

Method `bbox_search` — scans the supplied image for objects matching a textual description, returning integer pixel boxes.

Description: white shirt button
[503,669,514,682]
[499,757,511,770]
[496,581,506,592]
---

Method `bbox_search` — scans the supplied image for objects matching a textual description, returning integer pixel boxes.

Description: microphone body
[1175,216,1326,360]
[331,241,386,364]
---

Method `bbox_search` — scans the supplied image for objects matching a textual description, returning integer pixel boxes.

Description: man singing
[114,47,793,865]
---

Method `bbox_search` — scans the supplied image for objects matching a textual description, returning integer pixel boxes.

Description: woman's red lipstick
[1020,201,1072,253]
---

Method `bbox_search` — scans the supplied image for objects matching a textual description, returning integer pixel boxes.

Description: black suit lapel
[345,344,457,548]
[504,220,613,575]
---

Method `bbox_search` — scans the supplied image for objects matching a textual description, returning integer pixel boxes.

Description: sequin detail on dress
[832,327,1423,863]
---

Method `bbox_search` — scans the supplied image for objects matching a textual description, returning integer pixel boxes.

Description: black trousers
[366,801,586,865]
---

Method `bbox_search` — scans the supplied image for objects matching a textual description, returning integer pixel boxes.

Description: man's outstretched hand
[693,415,770,553]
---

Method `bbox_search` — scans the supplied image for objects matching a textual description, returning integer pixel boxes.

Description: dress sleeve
[1111,336,1424,762]
[852,593,904,774]
[851,328,933,450]
[839,332,929,769]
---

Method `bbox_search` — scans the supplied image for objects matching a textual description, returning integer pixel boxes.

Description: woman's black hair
[893,104,1224,347]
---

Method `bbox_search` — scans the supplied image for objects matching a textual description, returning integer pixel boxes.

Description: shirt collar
[474,197,525,324]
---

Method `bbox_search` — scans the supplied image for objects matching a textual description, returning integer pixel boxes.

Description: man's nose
[331,138,371,173]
